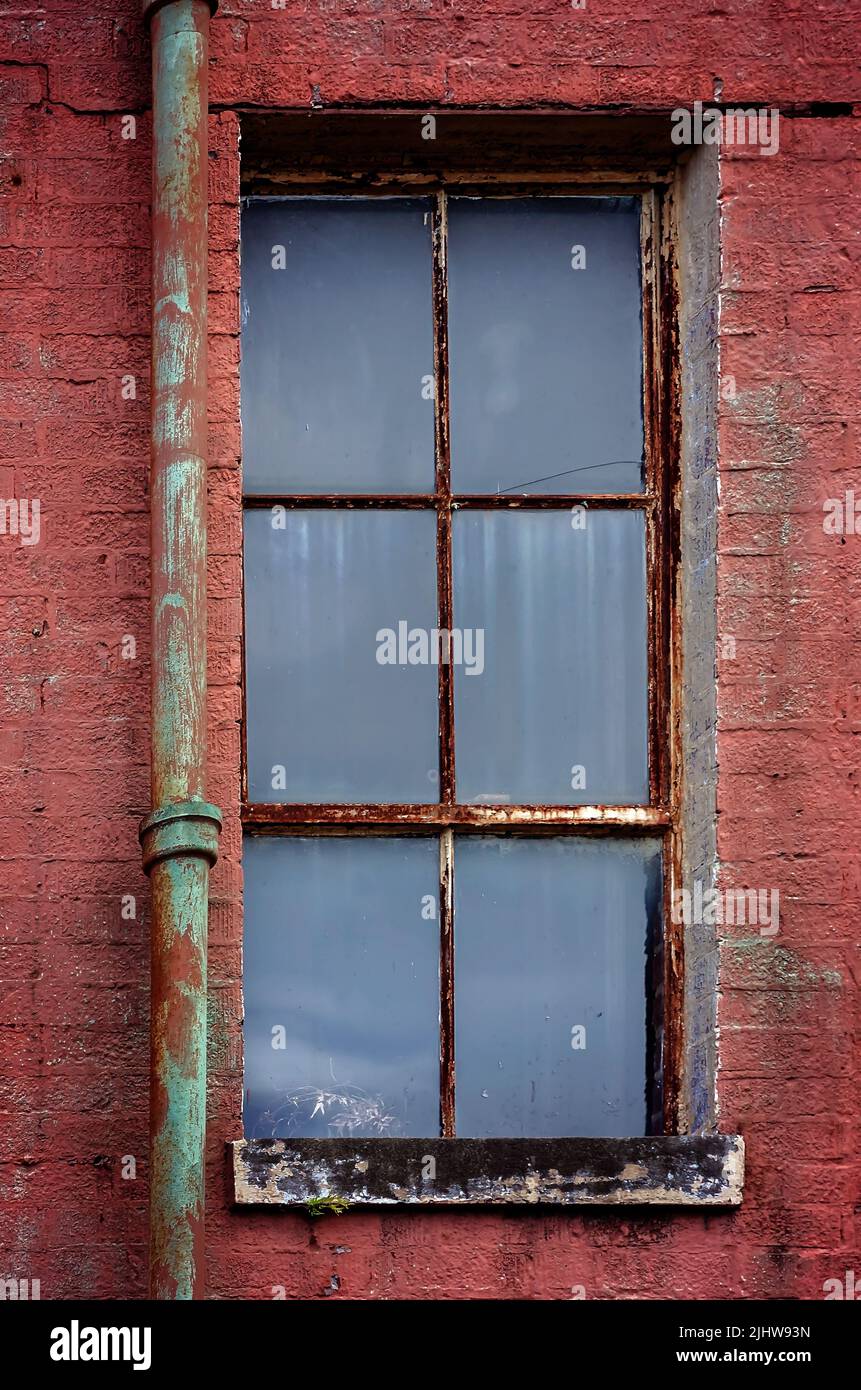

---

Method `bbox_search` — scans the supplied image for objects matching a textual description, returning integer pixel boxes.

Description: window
[240,188,675,1145]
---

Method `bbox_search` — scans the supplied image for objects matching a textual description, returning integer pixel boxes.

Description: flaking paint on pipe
[140,0,220,1301]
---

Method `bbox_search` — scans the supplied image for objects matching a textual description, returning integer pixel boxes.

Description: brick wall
[0,0,858,1299]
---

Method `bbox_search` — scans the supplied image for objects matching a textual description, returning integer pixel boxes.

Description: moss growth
[306,1195,350,1218]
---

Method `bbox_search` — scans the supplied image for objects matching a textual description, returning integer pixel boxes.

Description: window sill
[229,1135,744,1208]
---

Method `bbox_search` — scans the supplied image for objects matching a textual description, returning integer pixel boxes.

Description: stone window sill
[229,1135,744,1207]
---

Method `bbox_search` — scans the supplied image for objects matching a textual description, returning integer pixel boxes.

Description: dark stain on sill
[230,1135,744,1208]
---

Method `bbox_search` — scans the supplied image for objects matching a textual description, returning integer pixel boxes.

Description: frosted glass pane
[244,509,439,802]
[447,197,644,494]
[242,198,435,493]
[455,836,660,1137]
[452,510,649,804]
[244,836,441,1139]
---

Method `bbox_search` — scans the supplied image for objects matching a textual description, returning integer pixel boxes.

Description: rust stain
[439,830,455,1137]
[242,803,671,830]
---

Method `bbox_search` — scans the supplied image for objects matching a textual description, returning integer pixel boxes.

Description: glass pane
[243,835,441,1139]
[241,198,435,494]
[447,197,644,495]
[455,836,660,1138]
[244,509,439,803]
[452,509,649,804]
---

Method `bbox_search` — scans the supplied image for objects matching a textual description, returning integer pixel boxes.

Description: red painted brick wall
[1,0,859,1300]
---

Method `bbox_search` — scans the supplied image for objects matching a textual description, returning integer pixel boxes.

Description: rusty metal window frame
[240,178,683,1140]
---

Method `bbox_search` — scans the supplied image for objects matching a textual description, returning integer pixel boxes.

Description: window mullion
[433,190,456,807]
[439,827,456,1137]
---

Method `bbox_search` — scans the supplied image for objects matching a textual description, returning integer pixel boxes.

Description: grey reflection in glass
[241,198,435,494]
[243,835,440,1140]
[244,509,439,803]
[447,197,644,494]
[452,510,649,805]
[455,836,660,1138]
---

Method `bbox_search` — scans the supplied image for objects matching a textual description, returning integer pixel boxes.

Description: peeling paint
[230,1137,744,1208]
[140,0,221,1302]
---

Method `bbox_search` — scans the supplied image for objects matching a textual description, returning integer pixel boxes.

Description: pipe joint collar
[140,799,223,873]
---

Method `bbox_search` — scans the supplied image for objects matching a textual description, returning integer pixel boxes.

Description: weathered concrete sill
[230,1135,744,1207]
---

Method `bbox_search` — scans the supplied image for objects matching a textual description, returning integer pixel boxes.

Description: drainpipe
[139,0,221,1300]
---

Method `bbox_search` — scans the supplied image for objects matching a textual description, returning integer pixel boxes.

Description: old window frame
[238,174,684,1143]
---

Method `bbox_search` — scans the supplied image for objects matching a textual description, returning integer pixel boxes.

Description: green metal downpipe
[139,0,221,1301]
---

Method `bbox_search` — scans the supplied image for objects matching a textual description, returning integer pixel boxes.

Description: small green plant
[306,1195,350,1219]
